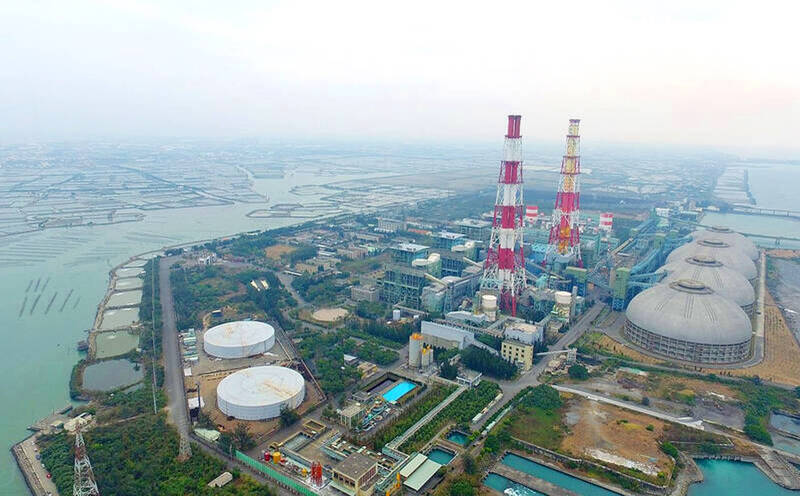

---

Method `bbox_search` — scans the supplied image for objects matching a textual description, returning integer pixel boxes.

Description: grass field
[706,292,800,386]
[507,405,565,450]
[264,244,295,260]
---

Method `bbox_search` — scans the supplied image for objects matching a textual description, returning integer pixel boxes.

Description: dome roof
[626,279,752,345]
[216,366,305,420]
[666,239,757,281]
[204,321,275,359]
[692,227,758,261]
[657,255,755,308]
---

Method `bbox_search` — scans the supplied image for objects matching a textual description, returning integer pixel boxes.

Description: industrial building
[691,226,759,261]
[501,340,534,371]
[504,321,543,345]
[379,241,482,313]
[331,452,380,496]
[453,218,492,241]
[350,285,380,302]
[216,366,305,420]
[666,238,757,282]
[399,453,444,494]
[203,321,275,359]
[420,321,476,350]
[657,255,755,314]
[624,280,752,364]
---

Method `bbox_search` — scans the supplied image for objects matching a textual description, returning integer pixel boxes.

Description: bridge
[732,206,800,218]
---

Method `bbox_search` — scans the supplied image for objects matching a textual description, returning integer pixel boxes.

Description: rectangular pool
[382,381,416,403]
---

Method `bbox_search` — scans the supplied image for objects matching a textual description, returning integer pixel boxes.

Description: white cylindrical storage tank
[409,333,423,367]
[204,321,275,359]
[482,295,497,321]
[216,366,305,420]
[421,346,432,367]
[392,309,402,321]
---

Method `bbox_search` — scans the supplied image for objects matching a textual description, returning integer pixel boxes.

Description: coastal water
[0,201,305,493]
[704,163,800,249]
[689,460,797,496]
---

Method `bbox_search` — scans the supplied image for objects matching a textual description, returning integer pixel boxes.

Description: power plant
[481,115,527,317]
[548,119,583,267]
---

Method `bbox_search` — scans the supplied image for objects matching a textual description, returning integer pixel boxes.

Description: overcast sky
[1,1,798,154]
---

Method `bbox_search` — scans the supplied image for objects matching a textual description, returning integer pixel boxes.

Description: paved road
[276,271,308,308]
[474,303,606,429]
[14,436,58,496]
[159,256,190,439]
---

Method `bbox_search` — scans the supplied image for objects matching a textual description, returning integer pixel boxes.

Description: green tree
[660,441,679,458]
[280,408,300,427]
[568,364,589,380]
[450,478,475,496]
[462,453,477,475]
[440,360,458,380]
[523,385,562,411]
[233,422,255,450]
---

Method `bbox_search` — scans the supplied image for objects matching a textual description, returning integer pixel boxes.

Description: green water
[446,430,469,446]
[0,202,303,494]
[428,448,454,465]
[95,330,140,359]
[0,164,405,493]
[501,453,619,496]
[484,473,543,496]
[689,460,797,496]
[82,359,144,392]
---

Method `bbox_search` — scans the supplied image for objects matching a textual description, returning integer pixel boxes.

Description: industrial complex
[29,113,800,496]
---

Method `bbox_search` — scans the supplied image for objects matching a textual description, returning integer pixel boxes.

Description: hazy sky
[1,1,798,153]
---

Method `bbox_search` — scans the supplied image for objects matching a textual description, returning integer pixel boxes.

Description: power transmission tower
[73,425,100,496]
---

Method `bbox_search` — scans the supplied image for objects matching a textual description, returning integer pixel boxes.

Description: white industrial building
[420,321,476,349]
[216,366,305,420]
[504,321,543,345]
[203,321,275,359]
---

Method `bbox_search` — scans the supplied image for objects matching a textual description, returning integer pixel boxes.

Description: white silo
[481,294,498,321]
[408,333,423,367]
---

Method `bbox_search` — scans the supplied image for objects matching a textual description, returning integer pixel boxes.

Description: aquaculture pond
[82,359,144,392]
[94,330,139,359]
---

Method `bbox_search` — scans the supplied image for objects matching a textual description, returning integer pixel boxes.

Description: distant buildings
[351,285,380,302]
